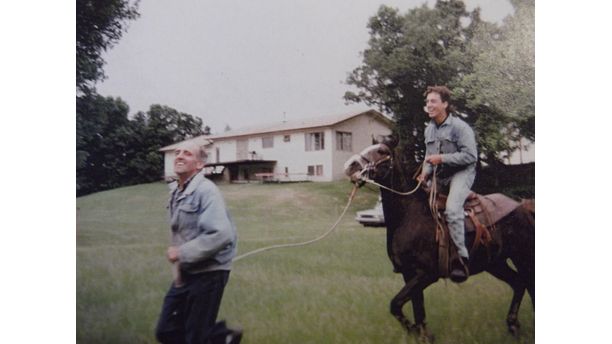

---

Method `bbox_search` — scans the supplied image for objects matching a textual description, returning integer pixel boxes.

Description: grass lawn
[77,180,534,343]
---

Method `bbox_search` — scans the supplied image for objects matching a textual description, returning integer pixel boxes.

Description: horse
[343,141,534,342]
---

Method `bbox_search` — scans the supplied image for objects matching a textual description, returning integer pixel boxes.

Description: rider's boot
[450,256,469,283]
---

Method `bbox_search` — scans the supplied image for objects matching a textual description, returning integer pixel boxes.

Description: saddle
[432,191,520,277]
[435,192,519,231]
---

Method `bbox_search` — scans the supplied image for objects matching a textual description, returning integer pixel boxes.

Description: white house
[503,137,535,165]
[160,109,393,182]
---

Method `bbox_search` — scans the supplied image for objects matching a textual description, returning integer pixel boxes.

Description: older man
[155,141,242,344]
[417,85,478,283]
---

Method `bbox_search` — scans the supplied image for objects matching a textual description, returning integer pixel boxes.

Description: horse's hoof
[508,322,521,337]
[415,324,434,343]
[418,333,435,343]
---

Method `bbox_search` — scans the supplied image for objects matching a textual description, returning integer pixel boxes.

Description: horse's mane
[390,146,426,199]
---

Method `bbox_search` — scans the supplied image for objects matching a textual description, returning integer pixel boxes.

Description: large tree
[77,95,134,194]
[456,0,534,160]
[77,99,206,196]
[76,1,213,196]
[76,0,140,95]
[345,0,489,171]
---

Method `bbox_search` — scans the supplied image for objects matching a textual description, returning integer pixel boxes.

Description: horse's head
[344,143,393,184]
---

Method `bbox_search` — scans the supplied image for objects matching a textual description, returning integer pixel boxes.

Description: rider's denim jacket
[422,114,477,180]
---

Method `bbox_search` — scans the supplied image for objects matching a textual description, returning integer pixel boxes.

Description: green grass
[77,181,534,343]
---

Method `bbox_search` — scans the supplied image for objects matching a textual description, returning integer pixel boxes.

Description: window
[283,135,291,142]
[336,131,352,151]
[305,132,325,151]
[215,147,220,163]
[262,136,274,148]
[307,165,323,176]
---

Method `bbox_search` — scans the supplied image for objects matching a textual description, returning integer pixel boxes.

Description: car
[355,198,385,227]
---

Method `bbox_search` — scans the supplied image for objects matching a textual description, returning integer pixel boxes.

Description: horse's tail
[520,199,535,225]
[521,198,535,213]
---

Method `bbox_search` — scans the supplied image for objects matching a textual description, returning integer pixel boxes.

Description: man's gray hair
[178,141,208,163]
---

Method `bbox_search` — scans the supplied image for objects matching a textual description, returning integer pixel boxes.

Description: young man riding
[417,85,478,283]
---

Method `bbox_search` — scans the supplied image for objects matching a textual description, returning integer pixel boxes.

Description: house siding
[164,151,175,179]
[161,110,393,182]
[330,113,392,180]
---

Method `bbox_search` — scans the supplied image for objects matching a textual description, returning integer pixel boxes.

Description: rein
[361,177,422,196]
[358,156,422,196]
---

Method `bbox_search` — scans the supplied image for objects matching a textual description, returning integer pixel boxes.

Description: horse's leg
[411,288,436,343]
[512,257,535,307]
[390,271,436,342]
[527,278,535,307]
[512,207,535,307]
[486,261,526,336]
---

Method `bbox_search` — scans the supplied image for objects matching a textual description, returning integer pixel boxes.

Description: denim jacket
[422,114,477,179]
[168,172,237,273]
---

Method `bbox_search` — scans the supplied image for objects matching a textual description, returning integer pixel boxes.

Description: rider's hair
[424,85,455,114]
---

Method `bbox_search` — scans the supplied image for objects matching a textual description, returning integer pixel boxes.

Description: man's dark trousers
[155,270,233,344]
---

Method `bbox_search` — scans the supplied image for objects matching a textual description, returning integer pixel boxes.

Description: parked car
[355,198,385,226]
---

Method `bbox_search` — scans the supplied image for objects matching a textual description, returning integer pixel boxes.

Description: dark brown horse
[344,142,534,342]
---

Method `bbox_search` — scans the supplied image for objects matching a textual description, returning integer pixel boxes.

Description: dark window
[307,165,323,176]
[315,165,323,176]
[262,136,274,148]
[336,131,352,151]
[305,132,325,151]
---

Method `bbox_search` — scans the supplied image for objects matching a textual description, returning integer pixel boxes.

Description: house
[503,137,535,165]
[159,109,393,182]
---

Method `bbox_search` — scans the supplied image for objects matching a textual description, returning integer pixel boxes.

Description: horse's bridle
[357,153,392,180]
[356,150,422,196]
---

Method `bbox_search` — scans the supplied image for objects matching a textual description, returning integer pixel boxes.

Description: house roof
[160,109,392,152]
[204,159,277,167]
[159,136,214,152]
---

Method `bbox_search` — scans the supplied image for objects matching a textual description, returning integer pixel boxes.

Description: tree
[456,0,534,160]
[76,94,133,194]
[77,99,206,196]
[142,105,206,147]
[76,1,212,196]
[76,0,140,95]
[345,1,486,171]
[346,0,534,170]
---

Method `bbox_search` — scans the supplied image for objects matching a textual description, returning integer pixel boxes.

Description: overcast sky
[97,0,513,134]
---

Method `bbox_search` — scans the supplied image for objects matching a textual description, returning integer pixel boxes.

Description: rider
[417,85,478,283]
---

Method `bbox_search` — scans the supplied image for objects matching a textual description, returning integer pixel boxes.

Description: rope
[233,184,359,262]
[428,169,445,243]
[358,159,425,196]
[361,177,421,196]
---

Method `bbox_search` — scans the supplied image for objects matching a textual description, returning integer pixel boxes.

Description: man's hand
[425,154,443,165]
[416,173,428,183]
[167,246,180,263]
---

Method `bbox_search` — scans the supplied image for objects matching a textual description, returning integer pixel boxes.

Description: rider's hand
[417,173,428,183]
[425,154,443,165]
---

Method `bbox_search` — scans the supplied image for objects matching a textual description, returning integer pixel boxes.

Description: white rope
[356,156,423,196]
[233,185,359,262]
[361,177,422,196]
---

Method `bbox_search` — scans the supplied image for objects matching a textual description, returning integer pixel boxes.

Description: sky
[97,0,514,134]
